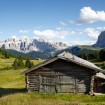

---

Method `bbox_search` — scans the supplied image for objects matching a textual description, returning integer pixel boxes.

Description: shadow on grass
[0,88,27,97]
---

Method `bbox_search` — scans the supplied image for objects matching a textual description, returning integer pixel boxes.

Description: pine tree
[25,59,30,67]
[29,62,34,68]
[18,56,24,68]
[12,59,18,70]
[5,52,10,58]
[99,49,105,61]
[25,58,34,68]
[12,57,25,70]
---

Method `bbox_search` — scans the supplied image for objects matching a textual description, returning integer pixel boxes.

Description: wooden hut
[22,52,105,94]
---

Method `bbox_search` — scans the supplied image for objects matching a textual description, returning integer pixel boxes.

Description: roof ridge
[22,51,103,74]
[58,51,102,70]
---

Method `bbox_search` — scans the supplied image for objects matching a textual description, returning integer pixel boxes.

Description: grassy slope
[0,56,105,105]
[78,45,102,51]
[0,58,14,69]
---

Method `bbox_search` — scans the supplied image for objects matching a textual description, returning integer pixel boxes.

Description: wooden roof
[96,72,105,79]
[22,51,103,74]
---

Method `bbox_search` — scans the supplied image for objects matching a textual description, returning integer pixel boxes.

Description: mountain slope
[70,45,101,55]
[0,38,68,53]
[94,31,105,48]
[6,45,102,59]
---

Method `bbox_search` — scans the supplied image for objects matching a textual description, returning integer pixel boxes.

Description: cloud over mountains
[79,7,105,23]
[33,30,75,39]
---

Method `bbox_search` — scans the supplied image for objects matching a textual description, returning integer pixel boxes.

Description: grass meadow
[0,57,105,105]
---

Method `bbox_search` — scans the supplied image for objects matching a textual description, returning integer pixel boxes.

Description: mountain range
[0,30,105,59]
[0,38,68,53]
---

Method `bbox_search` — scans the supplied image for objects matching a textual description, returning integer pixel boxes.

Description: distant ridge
[0,38,68,53]
[93,31,105,48]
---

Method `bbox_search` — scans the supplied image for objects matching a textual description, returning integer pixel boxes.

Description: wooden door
[93,78,105,93]
[76,74,91,94]
[40,76,56,93]
[56,75,76,93]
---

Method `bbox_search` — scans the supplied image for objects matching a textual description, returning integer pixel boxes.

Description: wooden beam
[39,75,42,92]
[89,74,95,95]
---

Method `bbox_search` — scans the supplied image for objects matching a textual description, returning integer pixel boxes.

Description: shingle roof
[58,51,102,72]
[22,51,103,74]
[96,72,105,79]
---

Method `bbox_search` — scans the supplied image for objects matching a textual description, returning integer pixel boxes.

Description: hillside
[0,48,43,69]
[70,45,102,55]
[0,54,43,88]
[5,45,102,59]
[0,57,105,105]
[0,38,68,53]
[0,48,15,69]
[94,31,105,48]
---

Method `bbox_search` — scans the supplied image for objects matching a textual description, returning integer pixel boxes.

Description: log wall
[26,59,94,94]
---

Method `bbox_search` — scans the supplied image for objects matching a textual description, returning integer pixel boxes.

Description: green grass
[1,92,105,105]
[78,45,102,51]
[0,57,43,69]
[94,61,105,69]
[31,59,44,65]
[0,58,15,69]
[1,58,105,105]
[0,69,25,88]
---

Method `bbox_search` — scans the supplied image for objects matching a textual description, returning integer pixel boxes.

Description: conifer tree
[25,58,34,68]
[12,59,18,70]
[18,56,24,68]
[99,49,105,61]
[12,56,25,70]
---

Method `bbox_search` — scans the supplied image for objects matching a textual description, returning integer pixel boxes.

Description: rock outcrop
[94,31,105,48]
[0,38,68,53]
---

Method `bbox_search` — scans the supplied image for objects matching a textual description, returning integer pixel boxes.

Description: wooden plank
[57,83,75,85]
[89,75,95,95]
[39,75,56,93]
[57,85,75,93]
[26,58,93,94]
[39,75,42,92]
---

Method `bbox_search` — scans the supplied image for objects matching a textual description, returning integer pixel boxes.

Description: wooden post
[25,75,27,89]
[39,75,42,92]
[75,77,78,94]
[89,74,95,95]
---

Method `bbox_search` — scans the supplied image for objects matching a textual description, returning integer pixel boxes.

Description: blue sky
[0,0,105,45]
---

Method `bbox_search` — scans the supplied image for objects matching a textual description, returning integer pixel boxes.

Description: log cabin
[22,51,105,94]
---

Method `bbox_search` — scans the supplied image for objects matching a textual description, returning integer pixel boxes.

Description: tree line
[12,56,34,70]
[0,48,12,58]
[79,49,105,61]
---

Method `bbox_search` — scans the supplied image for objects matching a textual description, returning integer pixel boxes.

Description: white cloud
[19,30,30,34]
[10,35,29,40]
[84,28,99,39]
[79,7,105,23]
[33,29,74,39]
[97,27,105,30]
[60,21,67,26]
[10,35,19,40]
[70,40,95,45]
[11,35,17,39]
[21,36,29,39]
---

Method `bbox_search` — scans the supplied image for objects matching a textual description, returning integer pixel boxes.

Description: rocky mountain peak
[0,38,68,53]
[93,31,105,48]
